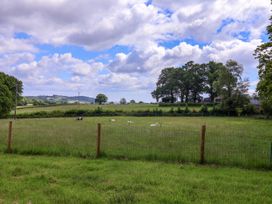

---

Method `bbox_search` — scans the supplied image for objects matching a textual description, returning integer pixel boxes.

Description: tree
[204,61,224,102]
[0,72,23,117]
[120,98,127,104]
[215,60,249,115]
[175,68,186,102]
[254,5,272,117]
[182,61,194,102]
[151,88,162,103]
[95,94,108,105]
[0,83,13,117]
[154,67,178,103]
[130,99,136,104]
[189,63,206,103]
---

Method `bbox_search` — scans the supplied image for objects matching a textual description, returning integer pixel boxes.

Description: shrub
[200,105,208,115]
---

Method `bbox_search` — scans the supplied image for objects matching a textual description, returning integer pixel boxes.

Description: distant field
[0,117,271,169]
[14,103,208,114]
[1,154,272,203]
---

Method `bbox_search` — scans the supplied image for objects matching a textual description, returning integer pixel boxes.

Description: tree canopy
[0,72,23,117]
[152,60,250,115]
[95,93,108,105]
[254,4,272,117]
[120,98,127,104]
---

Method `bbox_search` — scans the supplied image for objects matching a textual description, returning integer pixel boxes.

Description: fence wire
[0,118,271,169]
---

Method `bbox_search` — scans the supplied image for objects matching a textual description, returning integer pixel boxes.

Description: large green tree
[204,61,224,102]
[155,67,178,103]
[95,93,108,105]
[0,72,23,117]
[189,63,206,103]
[254,5,272,117]
[215,60,249,115]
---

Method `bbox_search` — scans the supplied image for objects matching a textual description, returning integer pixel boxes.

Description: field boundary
[3,119,272,170]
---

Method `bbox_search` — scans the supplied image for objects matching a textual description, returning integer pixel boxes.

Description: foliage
[95,93,108,105]
[254,8,272,118]
[0,84,13,117]
[152,60,250,115]
[204,61,225,101]
[120,98,127,104]
[0,72,23,116]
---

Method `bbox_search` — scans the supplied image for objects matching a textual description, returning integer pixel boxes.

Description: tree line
[151,60,251,115]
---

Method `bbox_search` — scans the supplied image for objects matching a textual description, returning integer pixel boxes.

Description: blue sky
[0,0,270,102]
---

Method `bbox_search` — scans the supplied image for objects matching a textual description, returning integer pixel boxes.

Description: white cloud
[0,0,270,100]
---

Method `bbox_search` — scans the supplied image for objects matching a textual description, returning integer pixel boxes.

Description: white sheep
[127,120,134,124]
[110,119,116,122]
[150,122,160,127]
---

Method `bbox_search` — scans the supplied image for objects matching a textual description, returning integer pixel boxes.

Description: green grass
[0,117,272,169]
[0,154,272,203]
[15,103,208,114]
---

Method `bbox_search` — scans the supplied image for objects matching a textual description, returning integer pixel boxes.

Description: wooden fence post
[96,123,101,158]
[200,125,206,164]
[270,142,272,166]
[7,121,13,153]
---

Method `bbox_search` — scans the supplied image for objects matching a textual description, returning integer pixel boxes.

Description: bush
[184,104,190,113]
[159,102,215,107]
[200,105,208,115]
[242,104,257,115]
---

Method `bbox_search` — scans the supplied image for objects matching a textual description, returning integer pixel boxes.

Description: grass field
[0,117,272,169]
[0,154,272,203]
[14,103,208,114]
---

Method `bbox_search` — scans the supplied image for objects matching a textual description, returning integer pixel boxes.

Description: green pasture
[0,117,271,169]
[0,154,272,203]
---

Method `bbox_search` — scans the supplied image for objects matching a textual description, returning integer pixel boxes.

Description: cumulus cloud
[0,0,270,100]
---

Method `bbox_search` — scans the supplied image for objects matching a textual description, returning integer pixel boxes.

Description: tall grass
[0,117,271,169]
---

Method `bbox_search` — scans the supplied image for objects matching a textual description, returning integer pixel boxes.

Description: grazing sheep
[76,117,83,121]
[127,120,133,124]
[110,119,116,122]
[150,122,160,127]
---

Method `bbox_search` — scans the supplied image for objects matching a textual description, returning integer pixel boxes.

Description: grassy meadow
[0,154,272,204]
[14,103,209,114]
[0,116,271,169]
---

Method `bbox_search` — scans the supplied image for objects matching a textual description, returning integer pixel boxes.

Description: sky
[0,0,270,102]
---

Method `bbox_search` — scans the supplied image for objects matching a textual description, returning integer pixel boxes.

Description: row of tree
[95,93,138,105]
[151,60,250,114]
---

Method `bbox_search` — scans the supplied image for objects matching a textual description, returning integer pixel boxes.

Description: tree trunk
[170,90,174,103]
[185,90,189,103]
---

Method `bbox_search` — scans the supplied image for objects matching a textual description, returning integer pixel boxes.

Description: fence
[0,118,271,169]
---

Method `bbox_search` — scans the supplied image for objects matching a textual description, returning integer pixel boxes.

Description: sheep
[110,119,116,122]
[127,120,134,124]
[150,122,160,127]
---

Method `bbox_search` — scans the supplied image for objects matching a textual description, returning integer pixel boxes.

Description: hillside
[25,95,95,104]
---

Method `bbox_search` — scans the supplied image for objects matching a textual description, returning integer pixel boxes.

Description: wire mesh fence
[0,118,271,169]
[205,125,271,168]
[1,118,97,157]
[102,123,200,162]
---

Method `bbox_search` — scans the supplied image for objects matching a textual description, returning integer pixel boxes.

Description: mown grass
[0,154,272,204]
[0,117,271,169]
[15,103,208,114]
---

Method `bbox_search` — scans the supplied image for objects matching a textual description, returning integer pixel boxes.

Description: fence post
[270,142,272,166]
[96,123,101,158]
[7,121,13,153]
[200,125,206,164]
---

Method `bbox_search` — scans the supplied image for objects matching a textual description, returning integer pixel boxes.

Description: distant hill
[25,95,95,104]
